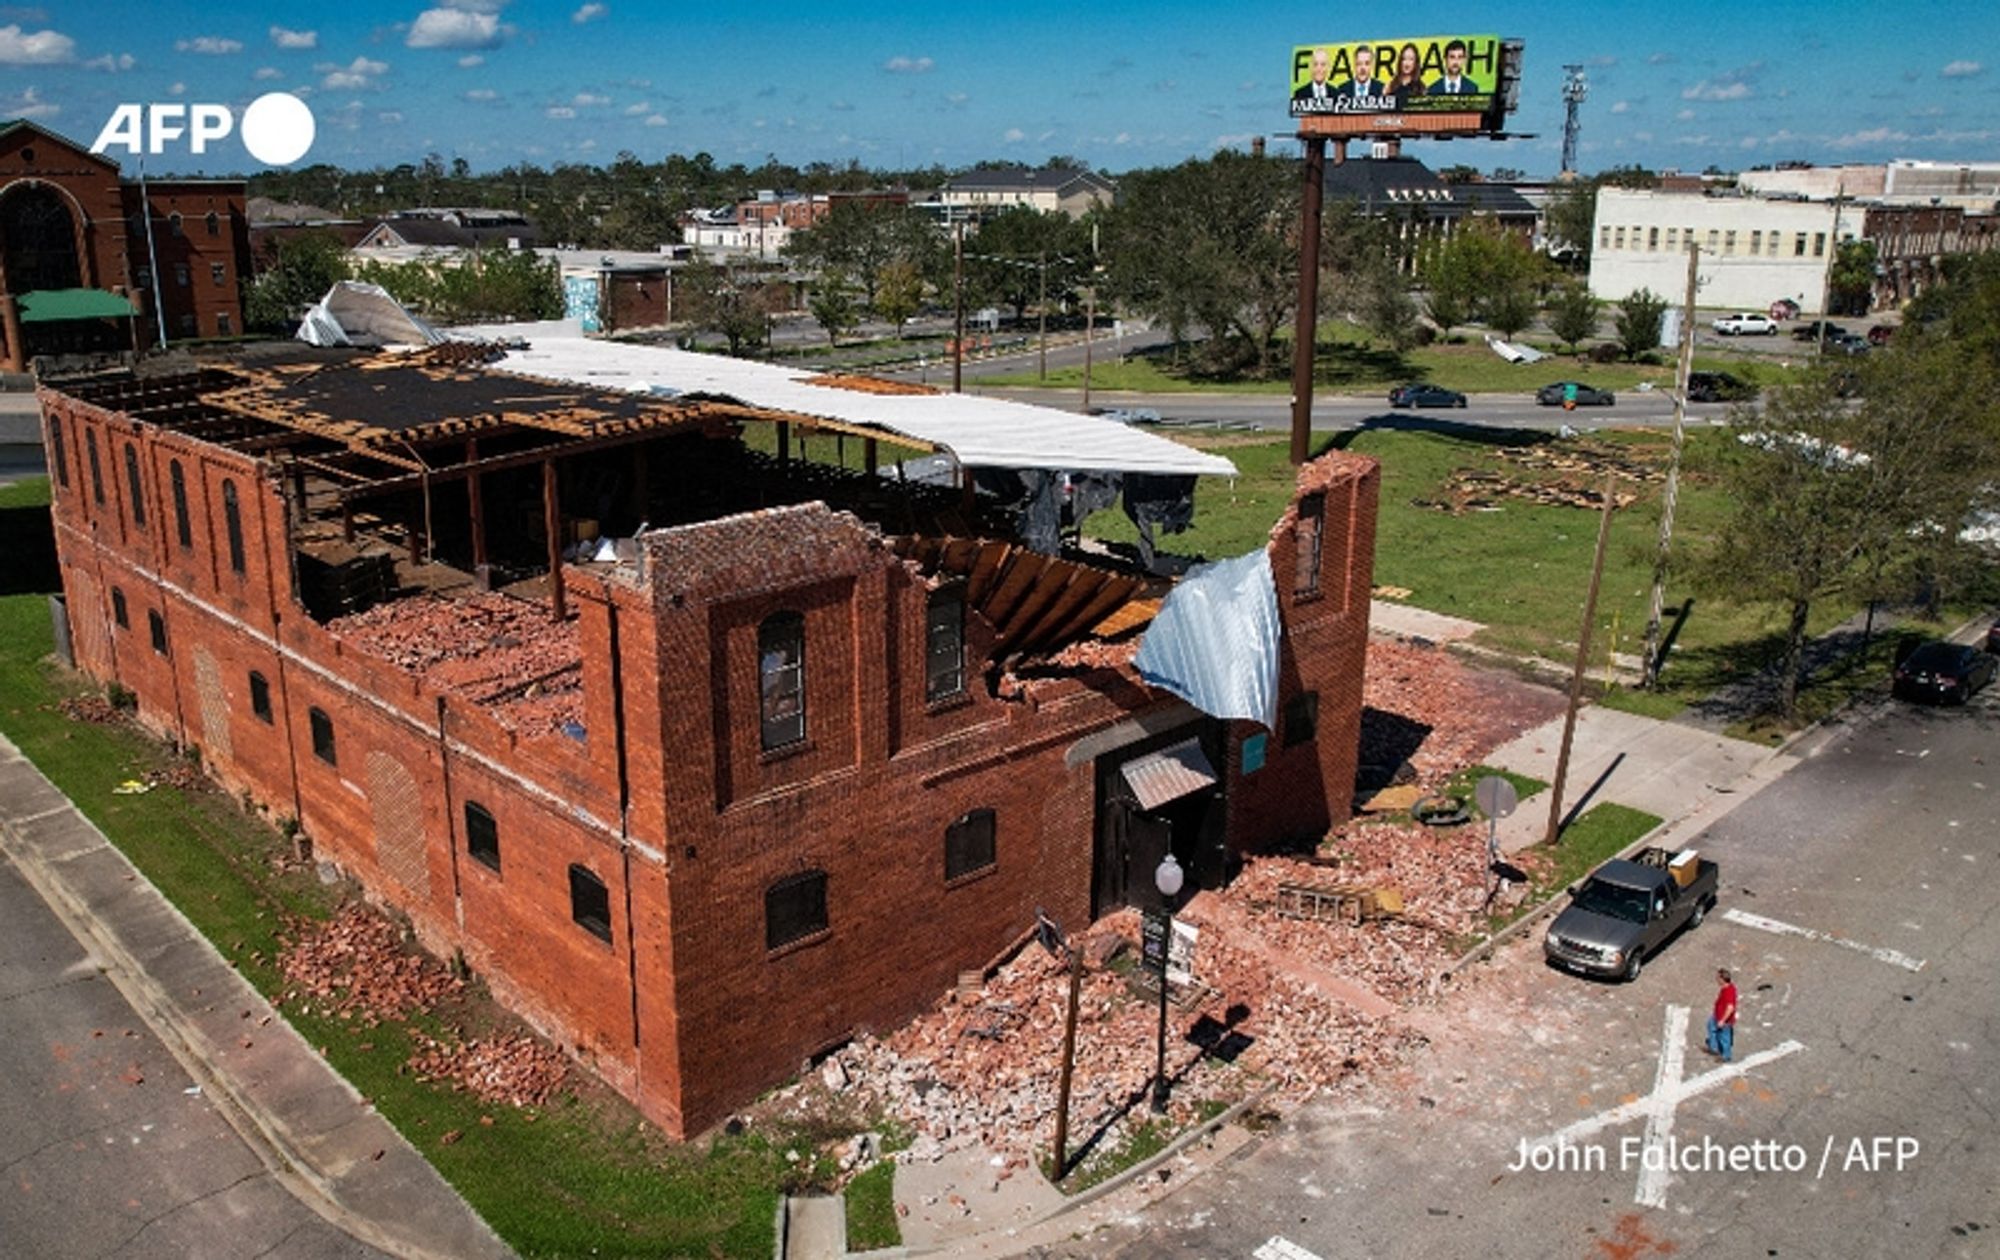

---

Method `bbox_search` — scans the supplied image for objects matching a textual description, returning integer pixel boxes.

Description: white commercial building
[1588,188,1851,315]
[1739,160,2000,210]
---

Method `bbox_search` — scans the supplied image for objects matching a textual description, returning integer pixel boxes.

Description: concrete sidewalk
[0,730,513,1260]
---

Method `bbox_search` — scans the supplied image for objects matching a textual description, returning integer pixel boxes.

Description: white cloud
[168,81,187,96]
[176,36,244,55]
[643,113,666,127]
[378,110,405,123]
[882,54,933,74]
[1647,52,1676,66]
[1675,108,1695,121]
[463,87,498,100]
[546,105,576,118]
[1682,79,1752,101]
[571,91,609,106]
[622,100,650,115]
[0,22,75,63]
[573,3,607,22]
[1,85,59,117]
[1941,60,1983,78]
[253,65,281,80]
[82,51,136,72]
[457,53,484,67]
[318,54,387,89]
[268,26,316,50]
[406,8,502,50]
[1831,126,1909,149]
[436,0,508,11]
[944,91,968,106]
[1610,100,1630,114]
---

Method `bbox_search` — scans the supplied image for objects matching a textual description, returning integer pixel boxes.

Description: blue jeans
[1707,1015,1734,1061]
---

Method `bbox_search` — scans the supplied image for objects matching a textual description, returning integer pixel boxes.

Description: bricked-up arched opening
[0,182,83,293]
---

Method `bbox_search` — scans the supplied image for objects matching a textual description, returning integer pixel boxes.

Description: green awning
[16,288,140,323]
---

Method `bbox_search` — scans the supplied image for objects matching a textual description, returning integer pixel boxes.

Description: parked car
[1866,323,1897,346]
[1768,298,1802,321]
[1686,371,1758,402]
[1827,333,1872,357]
[1987,619,2000,654]
[1791,320,1849,342]
[1087,406,1162,425]
[1388,383,1467,409]
[1713,312,1779,336]
[1535,381,1616,407]
[1893,640,1997,704]
[1545,847,1719,982]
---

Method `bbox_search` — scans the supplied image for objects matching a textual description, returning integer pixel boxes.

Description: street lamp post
[1152,851,1185,1113]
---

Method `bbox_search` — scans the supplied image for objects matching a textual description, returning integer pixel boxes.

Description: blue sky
[4,1,1996,177]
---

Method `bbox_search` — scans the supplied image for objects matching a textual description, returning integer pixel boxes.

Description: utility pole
[1642,243,1700,689]
[1037,248,1048,380]
[1288,135,1327,466]
[1546,472,1618,844]
[1082,222,1099,412]
[952,217,965,393]
[1816,186,1847,358]
[1560,65,1589,177]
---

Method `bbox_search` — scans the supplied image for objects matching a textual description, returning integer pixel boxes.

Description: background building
[938,166,1115,220]
[1587,186,1846,314]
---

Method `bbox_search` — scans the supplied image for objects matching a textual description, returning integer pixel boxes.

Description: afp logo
[90,92,315,166]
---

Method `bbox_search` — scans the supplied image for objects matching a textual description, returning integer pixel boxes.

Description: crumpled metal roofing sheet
[1133,548,1280,731]
[482,334,1237,478]
[1119,737,1220,810]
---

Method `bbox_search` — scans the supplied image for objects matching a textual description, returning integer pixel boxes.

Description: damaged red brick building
[37,341,1378,1137]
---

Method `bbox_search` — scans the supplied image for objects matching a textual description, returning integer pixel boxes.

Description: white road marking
[1721,908,1928,972]
[1520,1012,1805,1210]
[1634,1005,1690,1208]
[1254,1237,1325,1260]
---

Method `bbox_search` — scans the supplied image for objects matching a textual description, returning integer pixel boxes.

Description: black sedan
[1388,383,1467,409]
[1535,381,1616,407]
[1687,371,1758,403]
[1893,640,1997,704]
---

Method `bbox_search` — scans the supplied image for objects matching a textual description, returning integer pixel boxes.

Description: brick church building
[36,342,1377,1137]
[0,119,251,371]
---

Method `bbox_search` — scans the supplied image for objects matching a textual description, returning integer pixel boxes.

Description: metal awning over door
[1119,737,1218,811]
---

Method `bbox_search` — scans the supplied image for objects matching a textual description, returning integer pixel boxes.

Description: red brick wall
[602,271,668,332]
[123,182,250,340]
[0,127,132,296]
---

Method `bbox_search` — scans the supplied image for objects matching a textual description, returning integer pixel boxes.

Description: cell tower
[1560,65,1589,175]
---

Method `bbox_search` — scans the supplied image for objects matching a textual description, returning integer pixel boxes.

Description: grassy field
[986,321,1799,396]
[0,477,879,1260]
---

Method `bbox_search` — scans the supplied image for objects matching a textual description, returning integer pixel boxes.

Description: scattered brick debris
[329,592,583,737]
[1362,638,1566,789]
[56,695,122,724]
[803,373,940,396]
[276,905,463,1026]
[405,1031,569,1108]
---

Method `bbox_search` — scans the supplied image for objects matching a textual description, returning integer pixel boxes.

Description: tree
[1547,282,1601,352]
[1357,266,1422,352]
[784,201,941,309]
[1828,239,1878,317]
[1418,221,1546,338]
[678,252,772,355]
[1486,279,1538,341]
[871,259,924,336]
[1543,179,1597,267]
[963,206,1087,324]
[808,271,860,347]
[1614,288,1669,360]
[245,231,349,332]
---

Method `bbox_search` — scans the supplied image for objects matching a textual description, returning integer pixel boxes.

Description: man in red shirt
[1706,968,1738,1061]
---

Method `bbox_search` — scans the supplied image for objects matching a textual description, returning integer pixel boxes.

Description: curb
[847,1085,1278,1260]
[0,741,509,1260]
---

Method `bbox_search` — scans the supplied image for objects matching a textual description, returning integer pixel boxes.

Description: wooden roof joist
[706,402,943,456]
[893,536,1150,662]
[335,411,729,502]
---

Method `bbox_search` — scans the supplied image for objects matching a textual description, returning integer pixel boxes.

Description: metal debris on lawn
[405,1031,568,1108]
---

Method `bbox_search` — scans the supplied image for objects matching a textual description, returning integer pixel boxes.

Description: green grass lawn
[0,477,871,1260]
[1459,801,1665,950]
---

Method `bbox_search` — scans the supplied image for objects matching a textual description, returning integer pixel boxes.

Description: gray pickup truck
[1544,847,1719,981]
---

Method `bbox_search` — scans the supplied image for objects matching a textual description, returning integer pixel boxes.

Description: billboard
[1289,35,1518,135]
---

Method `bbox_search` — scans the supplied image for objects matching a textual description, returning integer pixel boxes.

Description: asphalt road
[0,850,387,1259]
[1056,687,2000,1259]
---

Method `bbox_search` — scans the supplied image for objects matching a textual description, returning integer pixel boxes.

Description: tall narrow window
[765,870,828,949]
[168,211,183,237]
[147,609,167,655]
[758,612,805,750]
[465,801,500,872]
[248,670,272,723]
[49,415,70,488]
[1285,691,1320,748]
[944,809,997,881]
[204,211,219,237]
[925,587,965,702]
[222,479,246,575]
[1647,226,1659,250]
[1813,232,1827,258]
[1294,493,1326,596]
[210,262,226,287]
[308,707,336,766]
[569,864,611,941]
[123,444,146,528]
[111,587,129,629]
[169,459,192,548]
[87,432,105,506]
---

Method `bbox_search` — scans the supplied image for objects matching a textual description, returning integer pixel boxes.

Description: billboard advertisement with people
[1289,35,1513,128]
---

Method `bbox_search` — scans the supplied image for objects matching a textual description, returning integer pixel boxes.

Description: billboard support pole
[1289,135,1328,466]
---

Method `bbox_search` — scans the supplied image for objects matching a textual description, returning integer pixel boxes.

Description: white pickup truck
[1712,312,1778,336]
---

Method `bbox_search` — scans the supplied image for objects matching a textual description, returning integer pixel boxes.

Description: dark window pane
[945,808,996,881]
[1284,691,1319,748]
[758,612,806,750]
[169,460,192,548]
[569,864,611,941]
[87,431,105,506]
[465,801,500,872]
[926,588,965,701]
[123,443,146,528]
[1294,493,1324,596]
[222,479,246,575]
[248,671,272,723]
[765,870,828,950]
[49,415,69,488]
[147,609,167,655]
[111,587,128,629]
[309,707,336,766]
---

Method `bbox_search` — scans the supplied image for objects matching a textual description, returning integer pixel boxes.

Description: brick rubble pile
[405,1030,569,1107]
